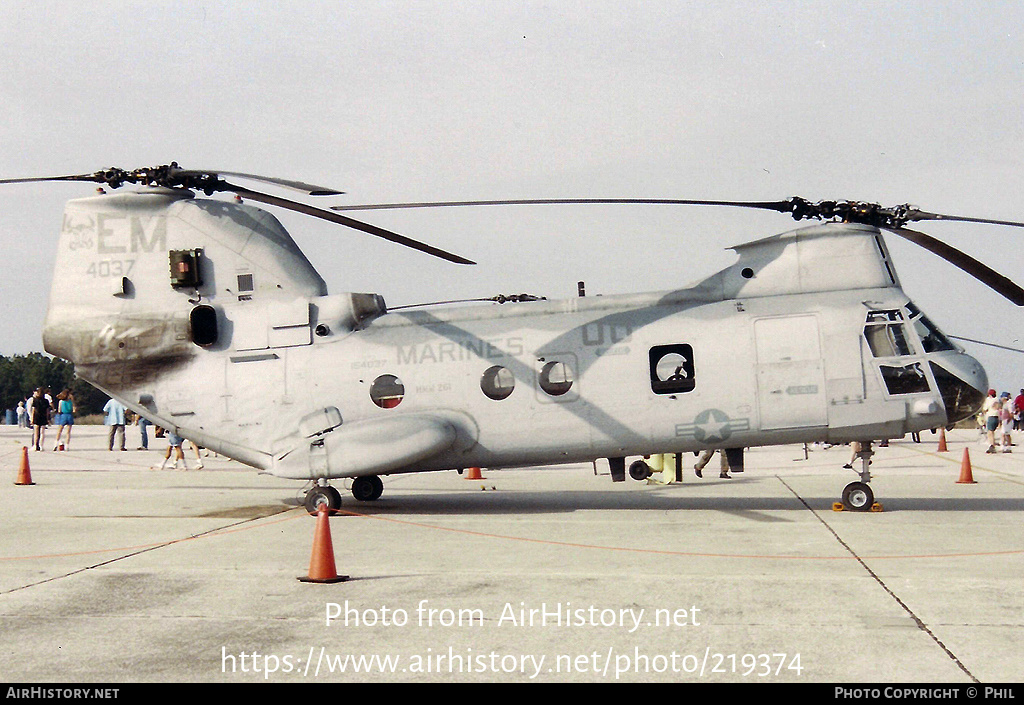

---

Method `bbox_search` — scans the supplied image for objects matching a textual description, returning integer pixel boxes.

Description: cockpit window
[865,323,913,357]
[912,315,955,353]
[866,309,903,323]
[904,302,957,353]
[880,363,930,395]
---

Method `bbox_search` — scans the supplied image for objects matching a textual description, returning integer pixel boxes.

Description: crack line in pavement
[777,476,979,683]
[0,507,299,595]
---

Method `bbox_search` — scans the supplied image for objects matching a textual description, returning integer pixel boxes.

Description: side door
[754,315,828,430]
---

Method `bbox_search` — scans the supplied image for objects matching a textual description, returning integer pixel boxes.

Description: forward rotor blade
[332,197,1024,232]
[900,208,1024,229]
[887,226,1024,306]
[180,169,344,196]
[229,185,475,265]
[331,198,796,212]
[947,335,1024,355]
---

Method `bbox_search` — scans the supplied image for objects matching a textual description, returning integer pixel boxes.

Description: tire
[842,482,874,512]
[352,475,384,502]
[628,460,652,481]
[305,485,342,515]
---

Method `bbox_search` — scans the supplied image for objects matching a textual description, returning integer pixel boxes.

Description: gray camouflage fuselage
[43,189,988,481]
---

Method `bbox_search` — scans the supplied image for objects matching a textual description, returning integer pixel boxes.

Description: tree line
[0,353,108,417]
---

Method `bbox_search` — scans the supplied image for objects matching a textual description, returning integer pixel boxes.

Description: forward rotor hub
[784,197,917,229]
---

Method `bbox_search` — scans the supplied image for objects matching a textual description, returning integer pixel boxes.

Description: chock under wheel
[833,502,883,512]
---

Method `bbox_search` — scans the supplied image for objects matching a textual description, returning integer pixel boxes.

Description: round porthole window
[649,344,696,395]
[654,351,690,383]
[370,374,405,409]
[481,365,515,400]
[539,360,574,396]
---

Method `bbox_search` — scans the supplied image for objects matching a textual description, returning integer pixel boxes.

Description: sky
[0,1,1021,392]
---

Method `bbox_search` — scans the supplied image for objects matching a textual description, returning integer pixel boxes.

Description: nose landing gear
[839,441,878,512]
[841,481,874,511]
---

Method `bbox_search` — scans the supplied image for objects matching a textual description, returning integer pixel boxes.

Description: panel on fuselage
[754,315,828,430]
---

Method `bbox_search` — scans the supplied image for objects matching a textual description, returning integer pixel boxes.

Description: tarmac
[0,424,1021,684]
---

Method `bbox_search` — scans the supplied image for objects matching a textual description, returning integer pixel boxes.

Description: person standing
[983,390,1001,454]
[1000,392,1014,452]
[28,388,51,451]
[136,414,152,450]
[1014,389,1024,432]
[52,389,75,450]
[103,398,128,451]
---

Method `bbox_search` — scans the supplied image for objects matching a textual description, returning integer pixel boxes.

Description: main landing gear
[303,476,385,514]
[840,441,876,512]
[304,483,342,515]
[351,475,384,502]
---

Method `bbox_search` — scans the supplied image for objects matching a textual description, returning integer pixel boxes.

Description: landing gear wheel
[841,481,874,512]
[628,460,652,481]
[305,485,342,515]
[352,475,384,502]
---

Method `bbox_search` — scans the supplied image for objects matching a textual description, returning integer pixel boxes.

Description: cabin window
[370,374,405,408]
[649,344,696,394]
[481,365,515,400]
[538,360,574,396]
[880,363,930,395]
[189,305,218,347]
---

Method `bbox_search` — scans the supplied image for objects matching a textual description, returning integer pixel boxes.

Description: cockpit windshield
[912,315,956,353]
[904,302,956,353]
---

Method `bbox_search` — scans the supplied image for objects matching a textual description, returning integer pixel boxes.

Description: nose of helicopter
[929,354,988,425]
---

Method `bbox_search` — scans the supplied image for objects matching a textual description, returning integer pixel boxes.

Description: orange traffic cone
[937,428,948,452]
[14,446,34,486]
[298,505,348,583]
[465,466,484,480]
[956,447,976,484]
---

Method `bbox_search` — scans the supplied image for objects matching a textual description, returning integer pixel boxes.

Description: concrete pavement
[1,424,1021,683]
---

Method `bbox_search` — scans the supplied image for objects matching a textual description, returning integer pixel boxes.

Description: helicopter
[4,163,1021,513]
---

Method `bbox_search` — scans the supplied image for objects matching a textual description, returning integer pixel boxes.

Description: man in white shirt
[103,398,128,451]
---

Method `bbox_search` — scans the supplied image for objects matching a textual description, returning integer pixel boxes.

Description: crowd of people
[16,387,206,469]
[980,388,1023,454]
[17,387,76,452]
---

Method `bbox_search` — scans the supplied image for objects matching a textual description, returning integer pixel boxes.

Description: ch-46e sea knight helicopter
[5,163,1022,512]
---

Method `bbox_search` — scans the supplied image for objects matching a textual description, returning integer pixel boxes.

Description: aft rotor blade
[229,185,475,265]
[0,172,108,186]
[180,169,344,196]
[887,226,1024,306]
[331,198,796,212]
[0,165,344,195]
